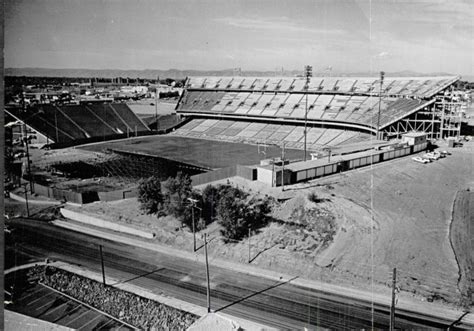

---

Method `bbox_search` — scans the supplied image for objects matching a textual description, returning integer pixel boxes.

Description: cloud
[373,51,390,59]
[213,16,345,36]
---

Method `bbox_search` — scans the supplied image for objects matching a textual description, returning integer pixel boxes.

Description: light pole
[323,147,332,163]
[248,226,251,263]
[376,71,385,140]
[99,244,106,285]
[390,267,397,331]
[155,82,159,131]
[304,65,312,161]
[281,141,286,191]
[21,183,30,217]
[21,92,34,194]
[187,197,199,251]
[204,233,211,313]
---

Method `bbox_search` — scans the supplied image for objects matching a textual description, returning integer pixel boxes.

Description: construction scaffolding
[382,89,464,140]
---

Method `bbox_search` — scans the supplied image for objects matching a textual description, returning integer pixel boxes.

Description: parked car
[440,150,451,157]
[433,151,442,159]
[423,152,439,160]
[412,156,430,164]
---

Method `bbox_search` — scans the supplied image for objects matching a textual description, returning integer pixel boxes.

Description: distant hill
[5,67,467,80]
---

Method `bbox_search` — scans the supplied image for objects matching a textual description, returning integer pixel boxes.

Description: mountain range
[5,67,472,81]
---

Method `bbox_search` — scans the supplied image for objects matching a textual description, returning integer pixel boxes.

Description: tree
[217,191,273,243]
[217,192,250,243]
[162,171,193,222]
[201,184,220,223]
[138,176,164,215]
[201,184,248,225]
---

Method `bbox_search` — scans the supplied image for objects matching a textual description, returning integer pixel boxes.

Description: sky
[4,0,474,76]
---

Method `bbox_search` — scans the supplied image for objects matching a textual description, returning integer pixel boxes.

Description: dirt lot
[65,139,473,308]
[450,188,474,308]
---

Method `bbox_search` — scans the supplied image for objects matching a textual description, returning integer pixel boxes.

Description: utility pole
[22,92,34,194]
[54,106,59,143]
[204,233,211,313]
[376,71,385,140]
[22,183,29,217]
[281,142,286,191]
[272,157,276,187]
[187,198,199,252]
[304,65,312,161]
[99,244,106,285]
[390,267,397,331]
[248,227,251,263]
[155,82,159,131]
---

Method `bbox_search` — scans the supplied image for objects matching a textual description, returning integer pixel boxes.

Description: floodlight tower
[304,65,313,161]
[376,71,385,140]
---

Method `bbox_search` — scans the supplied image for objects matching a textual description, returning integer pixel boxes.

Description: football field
[81,135,304,169]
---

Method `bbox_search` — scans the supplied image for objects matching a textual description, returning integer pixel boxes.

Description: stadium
[5,74,465,200]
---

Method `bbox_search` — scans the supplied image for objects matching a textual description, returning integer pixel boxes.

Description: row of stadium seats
[7,103,149,144]
[186,76,456,98]
[171,119,372,151]
[177,91,429,129]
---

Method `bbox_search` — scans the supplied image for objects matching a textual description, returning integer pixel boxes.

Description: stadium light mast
[304,65,312,161]
[155,78,159,131]
[21,92,34,194]
[376,71,385,140]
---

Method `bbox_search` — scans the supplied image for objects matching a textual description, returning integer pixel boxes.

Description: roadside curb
[9,192,62,205]
[5,261,47,275]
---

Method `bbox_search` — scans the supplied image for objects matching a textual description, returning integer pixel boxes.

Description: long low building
[257,132,428,186]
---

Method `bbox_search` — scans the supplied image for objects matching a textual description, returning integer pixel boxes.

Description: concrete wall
[32,182,138,204]
[191,165,255,186]
[97,188,138,201]
[34,182,86,204]
[257,167,273,186]
[60,208,155,239]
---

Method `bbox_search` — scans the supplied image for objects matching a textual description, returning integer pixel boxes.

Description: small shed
[402,132,427,146]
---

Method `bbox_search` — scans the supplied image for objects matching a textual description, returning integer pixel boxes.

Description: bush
[201,184,220,223]
[162,172,194,224]
[200,184,247,225]
[138,176,164,214]
[217,189,272,243]
[308,191,328,203]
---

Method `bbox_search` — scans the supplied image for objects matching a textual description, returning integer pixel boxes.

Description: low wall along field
[60,208,155,239]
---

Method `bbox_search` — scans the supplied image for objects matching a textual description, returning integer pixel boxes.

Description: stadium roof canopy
[185,76,460,99]
[176,75,460,134]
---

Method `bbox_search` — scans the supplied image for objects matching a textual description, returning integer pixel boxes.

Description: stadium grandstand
[5,103,150,145]
[174,75,462,153]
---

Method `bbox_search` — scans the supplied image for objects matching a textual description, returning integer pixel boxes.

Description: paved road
[7,218,469,330]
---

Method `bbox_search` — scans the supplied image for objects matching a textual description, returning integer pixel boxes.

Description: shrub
[200,184,247,225]
[201,184,220,223]
[217,190,272,243]
[217,193,250,242]
[138,176,164,214]
[162,172,194,225]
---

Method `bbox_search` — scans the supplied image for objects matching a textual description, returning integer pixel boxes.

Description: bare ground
[450,188,473,308]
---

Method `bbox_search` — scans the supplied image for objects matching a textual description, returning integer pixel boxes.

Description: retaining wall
[60,208,155,239]
[32,182,138,204]
[190,165,256,186]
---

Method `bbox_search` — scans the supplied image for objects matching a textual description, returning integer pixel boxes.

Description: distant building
[120,86,148,94]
